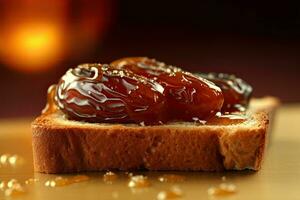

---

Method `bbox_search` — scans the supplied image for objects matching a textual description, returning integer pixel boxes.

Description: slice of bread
[31,97,279,173]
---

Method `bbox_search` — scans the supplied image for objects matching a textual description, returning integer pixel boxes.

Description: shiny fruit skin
[112,57,224,121]
[56,64,166,124]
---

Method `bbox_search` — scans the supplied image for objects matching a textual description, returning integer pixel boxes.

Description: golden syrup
[128,175,151,188]
[158,174,185,183]
[103,171,118,184]
[157,186,183,200]
[208,183,237,196]
[45,175,89,187]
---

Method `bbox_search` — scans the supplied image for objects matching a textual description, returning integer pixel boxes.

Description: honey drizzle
[205,113,248,125]
[42,84,58,114]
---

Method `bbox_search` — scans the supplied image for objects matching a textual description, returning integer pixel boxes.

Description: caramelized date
[111,57,224,120]
[198,73,252,112]
[56,64,166,124]
[53,58,252,125]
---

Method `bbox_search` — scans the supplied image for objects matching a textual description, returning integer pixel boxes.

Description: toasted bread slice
[31,97,279,173]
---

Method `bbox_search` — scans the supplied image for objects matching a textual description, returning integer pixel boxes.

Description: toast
[31,97,279,173]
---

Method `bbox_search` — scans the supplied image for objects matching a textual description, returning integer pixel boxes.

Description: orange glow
[0,23,63,73]
[0,0,113,73]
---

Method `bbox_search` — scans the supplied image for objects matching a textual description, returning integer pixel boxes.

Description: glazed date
[111,57,224,121]
[199,73,253,112]
[56,64,166,124]
[54,58,252,124]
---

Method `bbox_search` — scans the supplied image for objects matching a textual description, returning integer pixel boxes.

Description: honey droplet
[9,155,23,166]
[0,181,7,190]
[7,179,19,188]
[0,154,10,165]
[128,175,151,188]
[158,174,185,183]
[45,177,69,187]
[0,154,24,167]
[208,183,237,196]
[45,175,89,187]
[4,187,26,197]
[3,179,26,197]
[157,186,183,200]
[103,171,118,184]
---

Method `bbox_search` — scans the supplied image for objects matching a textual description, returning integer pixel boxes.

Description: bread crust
[32,109,270,173]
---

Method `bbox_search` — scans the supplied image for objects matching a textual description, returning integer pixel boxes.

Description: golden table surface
[0,104,299,200]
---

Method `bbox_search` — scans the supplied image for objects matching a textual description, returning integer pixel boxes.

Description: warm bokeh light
[0,23,63,72]
[0,0,113,73]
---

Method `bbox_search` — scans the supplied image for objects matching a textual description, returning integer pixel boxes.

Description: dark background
[1,1,300,118]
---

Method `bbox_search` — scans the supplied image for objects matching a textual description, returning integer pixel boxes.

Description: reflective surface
[0,104,299,200]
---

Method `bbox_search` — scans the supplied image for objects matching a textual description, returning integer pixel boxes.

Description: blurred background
[0,0,299,118]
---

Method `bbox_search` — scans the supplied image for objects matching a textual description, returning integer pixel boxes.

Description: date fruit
[111,57,224,121]
[56,64,166,124]
[199,73,252,112]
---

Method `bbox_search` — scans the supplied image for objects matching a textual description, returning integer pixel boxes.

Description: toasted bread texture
[31,97,278,173]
